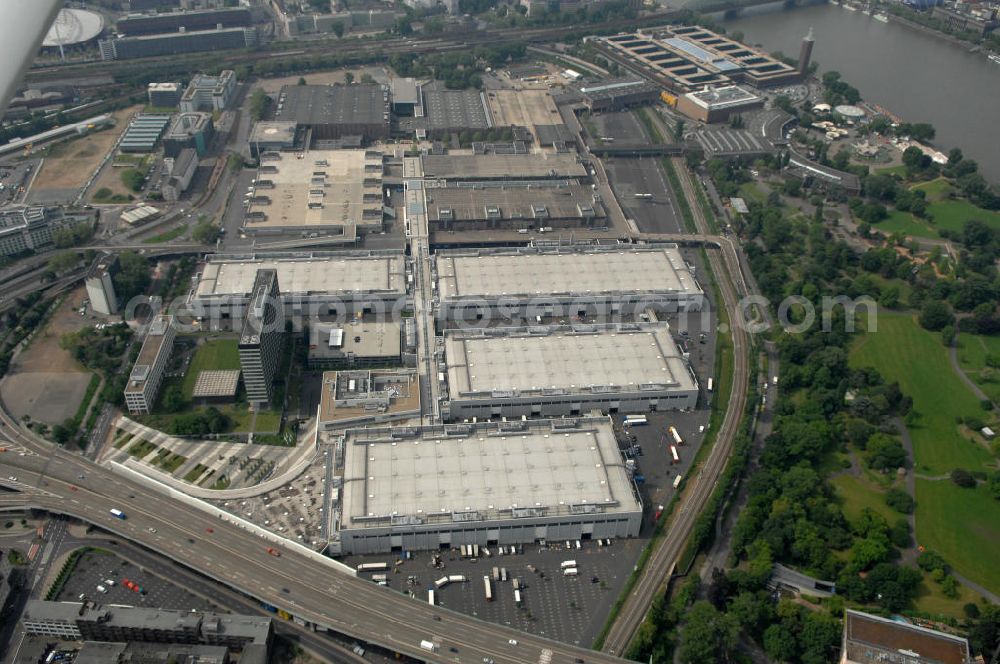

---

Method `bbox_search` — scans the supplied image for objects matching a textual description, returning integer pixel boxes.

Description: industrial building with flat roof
[124,315,175,415]
[22,600,271,663]
[441,323,698,420]
[578,78,661,112]
[333,418,642,554]
[119,114,171,153]
[396,88,492,138]
[308,321,402,368]
[116,7,252,36]
[243,149,383,235]
[420,153,587,180]
[248,121,302,156]
[275,84,389,141]
[190,252,408,326]
[676,85,764,123]
[593,25,800,94]
[318,369,421,429]
[424,183,604,232]
[435,245,704,320]
[99,27,257,61]
[841,609,971,664]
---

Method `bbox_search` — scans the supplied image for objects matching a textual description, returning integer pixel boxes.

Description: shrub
[885,488,915,514]
[950,468,976,488]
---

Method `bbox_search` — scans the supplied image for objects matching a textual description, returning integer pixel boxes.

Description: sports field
[180,339,241,399]
[850,312,1000,594]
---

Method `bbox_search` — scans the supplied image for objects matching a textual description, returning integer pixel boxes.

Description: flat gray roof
[310,321,401,360]
[195,254,406,299]
[436,246,702,300]
[277,84,387,127]
[341,419,640,526]
[398,89,490,132]
[445,325,695,397]
[391,77,420,106]
[426,185,602,225]
[420,153,586,180]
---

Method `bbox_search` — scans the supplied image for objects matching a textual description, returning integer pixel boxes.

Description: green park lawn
[911,178,953,201]
[180,339,241,399]
[955,332,1000,403]
[850,312,999,594]
[874,179,1000,239]
[829,472,896,526]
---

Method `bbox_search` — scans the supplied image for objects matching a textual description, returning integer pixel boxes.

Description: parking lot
[591,112,685,234]
[55,548,216,612]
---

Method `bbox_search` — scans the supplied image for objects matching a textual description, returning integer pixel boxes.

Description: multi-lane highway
[0,408,626,664]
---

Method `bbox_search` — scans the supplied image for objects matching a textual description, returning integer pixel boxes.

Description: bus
[633,193,653,199]
[357,562,389,573]
[514,589,522,604]
[371,574,387,583]
[673,475,683,489]
[623,414,648,427]
[428,589,436,606]
[670,445,680,464]
[483,576,493,602]
[669,426,683,445]
[435,576,449,589]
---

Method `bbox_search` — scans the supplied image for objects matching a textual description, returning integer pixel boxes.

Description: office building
[676,85,764,123]
[441,323,698,421]
[22,601,271,662]
[99,27,257,61]
[180,70,237,113]
[147,82,182,108]
[243,149,383,235]
[308,321,401,368]
[274,84,390,141]
[334,418,642,554]
[841,609,972,664]
[435,245,704,321]
[238,270,283,407]
[84,254,119,315]
[124,316,175,415]
[163,112,215,157]
[0,206,95,258]
[116,7,252,36]
[161,148,199,202]
[189,252,408,328]
[592,25,801,94]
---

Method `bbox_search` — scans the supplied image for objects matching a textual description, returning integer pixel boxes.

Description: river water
[722,3,1000,183]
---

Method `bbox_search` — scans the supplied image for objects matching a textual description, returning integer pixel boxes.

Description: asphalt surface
[0,407,629,664]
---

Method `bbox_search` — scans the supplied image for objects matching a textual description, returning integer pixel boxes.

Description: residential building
[124,315,175,415]
[238,270,283,407]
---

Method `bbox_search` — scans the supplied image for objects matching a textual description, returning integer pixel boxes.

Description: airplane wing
[0,0,64,117]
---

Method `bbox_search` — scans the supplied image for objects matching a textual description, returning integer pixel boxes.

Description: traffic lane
[2,459,620,664]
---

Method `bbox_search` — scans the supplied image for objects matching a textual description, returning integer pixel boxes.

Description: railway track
[601,162,752,656]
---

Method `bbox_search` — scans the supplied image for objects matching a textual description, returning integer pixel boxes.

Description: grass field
[955,332,1000,403]
[915,478,1000,595]
[180,339,241,399]
[877,197,1000,239]
[912,178,953,201]
[850,312,999,594]
[829,472,896,525]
